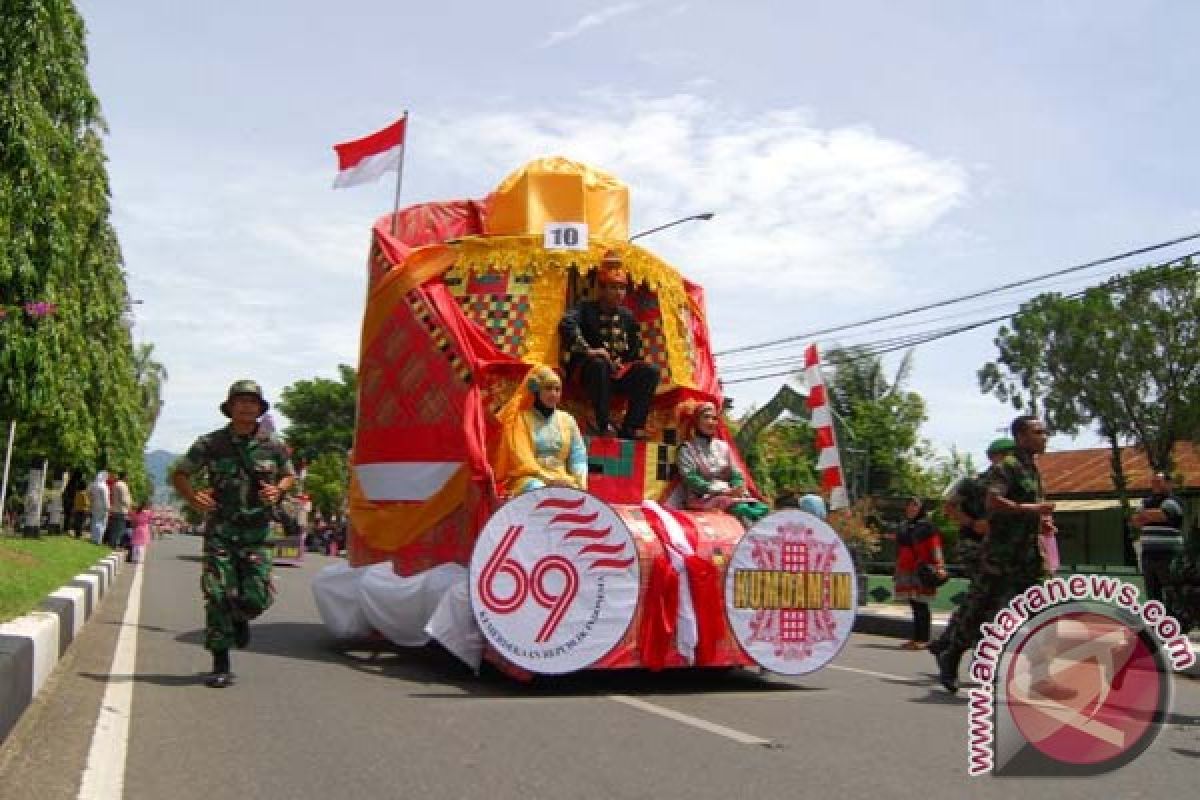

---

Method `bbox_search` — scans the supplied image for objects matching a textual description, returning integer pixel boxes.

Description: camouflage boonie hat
[220,379,269,418]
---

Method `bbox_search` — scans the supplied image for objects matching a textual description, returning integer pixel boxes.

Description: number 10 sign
[544,222,588,251]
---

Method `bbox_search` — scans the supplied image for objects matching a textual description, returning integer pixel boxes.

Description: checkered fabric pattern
[446,268,534,358]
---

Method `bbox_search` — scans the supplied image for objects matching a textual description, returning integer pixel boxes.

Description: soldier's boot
[206,649,235,688]
[935,647,963,694]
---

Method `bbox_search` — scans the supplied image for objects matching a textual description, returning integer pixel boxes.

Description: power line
[714,231,1200,358]
[720,254,1200,385]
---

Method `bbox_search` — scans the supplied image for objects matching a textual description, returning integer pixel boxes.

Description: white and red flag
[804,344,849,510]
[332,115,407,189]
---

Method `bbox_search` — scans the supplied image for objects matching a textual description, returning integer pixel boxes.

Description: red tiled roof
[1039,442,1200,496]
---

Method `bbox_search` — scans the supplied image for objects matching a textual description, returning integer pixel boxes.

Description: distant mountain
[144,449,179,503]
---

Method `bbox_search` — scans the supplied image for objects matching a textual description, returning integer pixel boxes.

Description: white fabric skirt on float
[312,561,483,670]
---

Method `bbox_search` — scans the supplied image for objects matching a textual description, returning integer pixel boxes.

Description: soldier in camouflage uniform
[172,380,295,688]
[928,437,1015,656]
[934,416,1055,692]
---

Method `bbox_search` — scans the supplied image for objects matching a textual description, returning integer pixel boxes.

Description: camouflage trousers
[202,524,275,652]
[930,538,986,650]
[940,561,1046,662]
[940,535,1043,658]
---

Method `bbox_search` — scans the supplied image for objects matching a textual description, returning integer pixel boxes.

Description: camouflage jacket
[984,450,1043,554]
[176,424,295,529]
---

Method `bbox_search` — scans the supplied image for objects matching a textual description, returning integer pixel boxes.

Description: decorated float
[312,157,858,678]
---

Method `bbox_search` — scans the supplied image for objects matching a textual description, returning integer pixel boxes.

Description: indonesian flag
[805,344,849,510]
[332,115,407,189]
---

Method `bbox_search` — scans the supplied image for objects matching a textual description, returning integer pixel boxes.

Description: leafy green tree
[980,261,1200,478]
[276,365,356,464]
[304,451,349,519]
[822,347,930,495]
[1,2,147,494]
[133,341,168,437]
[741,417,818,500]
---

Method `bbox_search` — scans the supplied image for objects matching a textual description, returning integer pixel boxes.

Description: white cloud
[117,91,968,455]
[541,3,641,48]
[421,93,969,294]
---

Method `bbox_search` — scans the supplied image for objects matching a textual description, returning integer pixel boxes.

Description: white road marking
[827,664,912,682]
[77,563,144,800]
[607,694,772,745]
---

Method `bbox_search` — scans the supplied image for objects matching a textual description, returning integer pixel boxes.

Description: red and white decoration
[805,344,849,510]
[469,489,640,674]
[332,115,407,189]
[725,510,857,675]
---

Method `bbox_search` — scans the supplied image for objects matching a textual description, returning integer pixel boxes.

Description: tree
[304,451,349,519]
[981,261,1200,476]
[276,365,357,464]
[741,416,818,500]
[133,341,168,437]
[1,2,147,494]
[820,347,931,495]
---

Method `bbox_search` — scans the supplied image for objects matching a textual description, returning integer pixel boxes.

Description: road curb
[0,552,123,744]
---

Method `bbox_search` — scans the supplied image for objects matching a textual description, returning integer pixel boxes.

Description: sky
[75,0,1200,464]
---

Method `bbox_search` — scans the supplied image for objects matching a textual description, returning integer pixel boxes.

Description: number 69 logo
[469,488,640,675]
[479,525,579,642]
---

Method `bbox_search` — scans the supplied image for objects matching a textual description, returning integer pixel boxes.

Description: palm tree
[132,342,168,437]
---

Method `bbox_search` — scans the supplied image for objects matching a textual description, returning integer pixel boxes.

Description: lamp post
[628,212,714,242]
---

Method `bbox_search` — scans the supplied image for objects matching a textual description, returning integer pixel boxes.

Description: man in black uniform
[559,250,659,439]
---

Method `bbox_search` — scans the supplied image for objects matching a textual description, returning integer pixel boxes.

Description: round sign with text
[469,488,640,675]
[724,510,858,675]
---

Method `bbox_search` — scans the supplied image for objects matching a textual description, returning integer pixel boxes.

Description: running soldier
[928,437,1014,657]
[172,380,295,688]
[935,416,1054,692]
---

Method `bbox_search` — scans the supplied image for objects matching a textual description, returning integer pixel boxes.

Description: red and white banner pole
[804,344,849,510]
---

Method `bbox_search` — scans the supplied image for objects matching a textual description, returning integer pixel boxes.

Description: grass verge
[0,533,113,623]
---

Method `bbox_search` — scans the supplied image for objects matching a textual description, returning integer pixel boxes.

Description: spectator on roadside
[107,471,132,548]
[129,502,153,564]
[89,471,110,545]
[892,496,946,650]
[69,470,90,538]
[1131,472,1186,604]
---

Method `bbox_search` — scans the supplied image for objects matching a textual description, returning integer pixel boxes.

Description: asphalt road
[1,535,1197,800]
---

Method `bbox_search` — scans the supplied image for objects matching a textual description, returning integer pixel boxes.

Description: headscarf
[677,399,717,442]
[525,364,562,398]
[798,494,828,520]
[493,365,582,494]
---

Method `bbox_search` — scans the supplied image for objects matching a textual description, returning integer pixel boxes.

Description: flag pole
[389,110,409,237]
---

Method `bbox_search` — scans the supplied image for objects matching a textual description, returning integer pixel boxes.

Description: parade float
[312,157,858,678]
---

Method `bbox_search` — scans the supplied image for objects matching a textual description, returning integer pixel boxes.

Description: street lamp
[628,212,714,242]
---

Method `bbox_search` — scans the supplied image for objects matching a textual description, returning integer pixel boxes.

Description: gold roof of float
[485,156,630,241]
